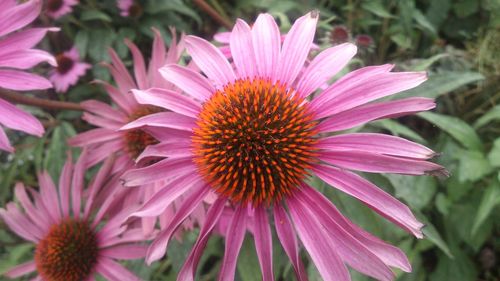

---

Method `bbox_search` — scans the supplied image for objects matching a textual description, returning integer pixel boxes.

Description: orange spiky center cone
[124,106,162,159]
[35,219,98,281]
[193,78,319,206]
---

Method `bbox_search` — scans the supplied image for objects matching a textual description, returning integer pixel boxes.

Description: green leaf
[488,138,500,167]
[419,112,483,151]
[413,10,437,35]
[409,54,449,71]
[473,105,500,129]
[421,220,453,258]
[80,10,112,22]
[237,236,261,281]
[390,33,412,49]
[370,119,426,143]
[385,175,437,210]
[430,250,476,281]
[361,1,395,18]
[471,181,500,235]
[399,72,484,99]
[74,30,89,58]
[457,150,492,182]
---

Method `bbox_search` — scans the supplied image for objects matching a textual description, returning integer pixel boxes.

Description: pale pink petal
[317,98,436,132]
[4,260,36,278]
[287,198,351,281]
[253,206,274,281]
[85,139,124,168]
[230,19,256,78]
[38,171,62,222]
[121,157,196,186]
[81,100,128,122]
[296,43,357,98]
[132,88,201,118]
[314,165,424,237]
[277,12,318,86]
[136,141,192,162]
[84,156,115,218]
[160,64,215,101]
[273,205,308,281]
[217,205,248,281]
[99,228,147,247]
[185,35,235,88]
[95,81,135,114]
[0,203,39,242]
[252,13,280,79]
[71,149,87,218]
[0,98,44,136]
[0,49,56,69]
[107,48,137,93]
[100,244,146,260]
[0,27,58,52]
[120,112,196,132]
[178,197,227,281]
[0,0,41,37]
[318,133,436,159]
[58,153,73,217]
[0,128,14,152]
[148,27,167,87]
[68,128,122,147]
[95,257,140,281]
[146,185,210,264]
[214,31,231,43]
[125,39,148,89]
[0,69,52,90]
[82,112,122,129]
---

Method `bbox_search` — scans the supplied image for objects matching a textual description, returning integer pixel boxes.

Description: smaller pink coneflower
[49,47,90,93]
[1,151,147,281]
[117,0,142,17]
[45,0,78,19]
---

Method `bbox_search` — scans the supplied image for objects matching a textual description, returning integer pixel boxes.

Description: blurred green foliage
[1,0,499,280]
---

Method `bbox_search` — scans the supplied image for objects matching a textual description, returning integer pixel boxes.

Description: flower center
[125,106,161,159]
[47,0,64,12]
[193,78,319,206]
[35,219,98,281]
[55,54,74,75]
[128,2,143,18]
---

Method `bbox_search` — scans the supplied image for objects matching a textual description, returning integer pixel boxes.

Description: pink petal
[214,31,231,43]
[0,128,14,152]
[107,48,137,93]
[317,98,436,132]
[84,156,115,218]
[0,49,56,69]
[38,171,62,222]
[148,27,167,87]
[277,11,318,86]
[160,64,214,102]
[99,228,147,248]
[314,165,424,237]
[0,98,44,136]
[4,260,36,278]
[95,257,140,281]
[122,157,196,186]
[230,19,256,78]
[131,88,201,118]
[0,27,58,52]
[146,185,210,264]
[136,141,191,162]
[82,112,122,130]
[81,100,128,122]
[287,198,350,281]
[273,205,308,281]
[95,81,135,114]
[100,244,146,260]
[0,203,39,242]
[71,149,87,219]
[178,197,227,281]
[217,205,248,281]
[120,112,196,132]
[185,35,235,88]
[84,139,124,168]
[253,206,274,281]
[14,183,49,231]
[252,13,281,80]
[0,69,52,91]
[125,39,148,89]
[296,43,357,98]
[318,133,435,159]
[0,0,41,37]
[68,128,122,147]
[58,153,73,217]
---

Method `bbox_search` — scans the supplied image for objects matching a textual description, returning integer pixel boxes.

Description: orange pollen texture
[35,219,98,281]
[193,78,319,206]
[125,106,162,159]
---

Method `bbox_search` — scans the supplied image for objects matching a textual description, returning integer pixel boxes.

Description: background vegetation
[1,0,499,280]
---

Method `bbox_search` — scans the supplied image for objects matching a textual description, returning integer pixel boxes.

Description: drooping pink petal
[120,112,196,132]
[68,128,122,147]
[84,139,124,168]
[84,156,115,218]
[4,260,36,278]
[160,64,214,102]
[0,0,41,37]
[317,98,436,132]
[0,69,52,90]
[277,11,318,86]
[14,183,50,231]
[273,205,308,281]
[100,244,147,260]
[124,39,148,89]
[38,171,62,222]
[296,43,357,98]
[252,13,281,80]
[253,206,274,281]
[121,157,196,186]
[132,88,201,118]
[0,203,39,242]
[318,133,436,159]
[185,35,235,88]
[230,19,256,78]
[107,48,137,93]
[81,100,128,122]
[0,27,59,52]
[0,49,56,69]
[82,112,122,130]
[136,141,192,162]
[0,128,14,152]
[95,257,140,281]
[314,165,424,237]
[217,205,248,281]
[0,98,44,136]
[71,149,87,219]
[99,228,147,248]
[58,153,73,217]
[148,27,167,87]
[94,81,135,114]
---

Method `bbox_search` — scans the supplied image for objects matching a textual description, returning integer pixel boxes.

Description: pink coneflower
[49,47,90,93]
[117,0,142,17]
[122,11,447,281]
[45,0,78,19]
[0,0,57,152]
[1,151,146,281]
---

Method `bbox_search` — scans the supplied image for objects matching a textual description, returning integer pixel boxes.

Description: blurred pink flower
[45,0,78,19]
[121,12,447,281]
[0,151,147,281]
[0,0,58,152]
[49,47,90,93]
[117,0,142,17]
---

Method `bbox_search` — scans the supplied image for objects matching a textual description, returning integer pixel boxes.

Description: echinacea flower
[1,151,147,281]
[45,0,78,19]
[117,0,142,17]
[49,46,90,93]
[122,11,447,281]
[0,0,57,152]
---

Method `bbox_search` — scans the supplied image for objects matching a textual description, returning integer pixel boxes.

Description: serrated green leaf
[237,236,261,281]
[74,30,89,58]
[385,175,437,210]
[473,105,500,129]
[421,220,453,258]
[399,72,484,99]
[419,112,483,151]
[413,9,437,35]
[362,1,395,18]
[471,181,500,235]
[81,10,112,22]
[457,150,492,182]
[371,119,426,143]
[488,138,500,167]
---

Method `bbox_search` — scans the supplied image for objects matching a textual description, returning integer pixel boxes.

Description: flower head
[45,0,78,19]
[122,12,447,281]
[117,0,142,17]
[0,0,58,152]
[49,46,90,93]
[1,151,146,281]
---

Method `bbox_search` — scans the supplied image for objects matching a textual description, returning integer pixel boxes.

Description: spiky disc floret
[35,219,98,281]
[125,106,161,159]
[193,78,319,206]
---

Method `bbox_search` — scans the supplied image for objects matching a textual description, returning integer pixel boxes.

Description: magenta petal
[230,19,256,78]
[121,157,196,186]
[0,69,52,90]
[217,205,248,281]
[185,35,235,88]
[107,48,137,93]
[120,112,196,132]
[96,257,140,281]
[314,165,424,237]
[0,27,58,52]
[273,205,308,281]
[124,39,148,89]
[178,197,227,281]
[160,64,214,102]
[148,28,167,87]
[4,260,36,278]
[0,0,41,37]
[253,206,274,281]
[100,244,147,260]
[252,13,281,80]
[287,198,351,281]
[0,98,44,136]
[0,49,56,69]
[277,12,318,86]
[131,88,201,118]
[0,128,14,152]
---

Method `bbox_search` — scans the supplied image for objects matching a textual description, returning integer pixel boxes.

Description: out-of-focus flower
[117,0,142,17]
[45,0,78,19]
[0,0,58,152]
[122,12,447,281]
[49,47,90,93]
[330,25,350,44]
[356,34,375,48]
[1,151,147,281]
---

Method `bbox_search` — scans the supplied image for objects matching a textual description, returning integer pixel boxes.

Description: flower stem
[0,89,82,111]
[193,0,232,30]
